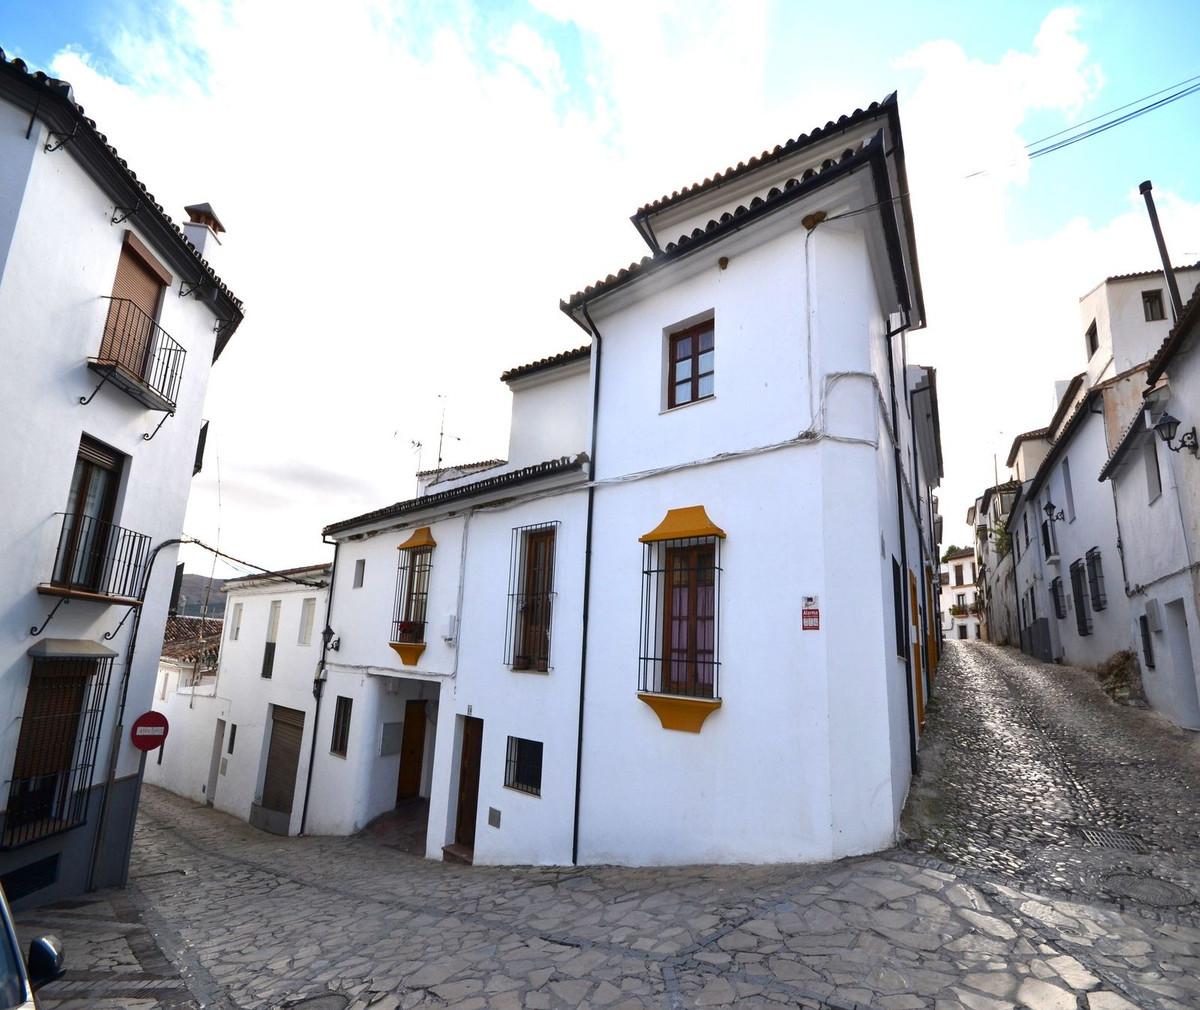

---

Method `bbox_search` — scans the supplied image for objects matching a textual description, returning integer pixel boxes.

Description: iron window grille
[1085,548,1107,611]
[504,736,543,796]
[48,512,148,601]
[892,559,906,658]
[3,657,113,849]
[392,547,433,644]
[1040,519,1057,560]
[1050,577,1067,619]
[1139,616,1156,669]
[330,696,352,756]
[505,522,559,672]
[639,536,721,699]
[1070,559,1092,636]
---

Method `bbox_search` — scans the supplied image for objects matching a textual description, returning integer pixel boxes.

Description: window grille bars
[504,736,543,795]
[1070,560,1092,636]
[1050,577,1067,619]
[1085,548,1107,611]
[49,511,149,600]
[639,536,721,699]
[504,522,559,671]
[392,546,432,644]
[3,657,113,848]
[1040,519,1057,560]
[1139,615,1156,669]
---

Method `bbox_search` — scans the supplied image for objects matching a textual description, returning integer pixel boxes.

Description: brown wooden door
[909,573,926,729]
[396,699,427,803]
[514,528,555,671]
[454,716,483,850]
[261,706,305,814]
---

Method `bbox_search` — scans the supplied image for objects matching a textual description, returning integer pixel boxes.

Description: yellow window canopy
[639,505,726,544]
[397,526,437,551]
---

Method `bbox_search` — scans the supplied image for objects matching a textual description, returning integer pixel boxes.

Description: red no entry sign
[130,711,169,751]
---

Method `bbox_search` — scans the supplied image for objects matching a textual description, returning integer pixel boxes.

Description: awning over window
[397,526,437,551]
[639,505,726,544]
[27,638,119,660]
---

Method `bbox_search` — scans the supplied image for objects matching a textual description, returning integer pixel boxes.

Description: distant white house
[1100,279,1200,729]
[940,548,979,640]
[0,51,243,907]
[147,566,329,834]
[317,93,944,867]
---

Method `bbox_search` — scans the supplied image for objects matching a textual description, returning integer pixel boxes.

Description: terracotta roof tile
[415,459,506,478]
[500,346,590,382]
[1147,280,1200,384]
[1005,427,1050,468]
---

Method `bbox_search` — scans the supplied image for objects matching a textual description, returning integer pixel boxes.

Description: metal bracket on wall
[30,597,68,636]
[79,370,114,406]
[111,200,141,225]
[103,605,137,641]
[179,278,206,299]
[142,410,174,442]
[43,123,78,153]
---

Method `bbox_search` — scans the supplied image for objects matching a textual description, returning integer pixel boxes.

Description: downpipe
[300,538,339,835]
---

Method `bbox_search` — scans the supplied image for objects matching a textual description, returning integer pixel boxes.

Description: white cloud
[40,2,1199,571]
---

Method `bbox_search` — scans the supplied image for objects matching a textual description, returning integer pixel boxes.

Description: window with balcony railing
[91,297,186,411]
[506,522,558,672]
[390,527,436,665]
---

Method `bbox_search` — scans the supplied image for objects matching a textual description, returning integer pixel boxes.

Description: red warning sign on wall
[802,608,820,631]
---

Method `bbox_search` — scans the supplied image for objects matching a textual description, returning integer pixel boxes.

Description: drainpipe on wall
[300,539,339,836]
[884,318,918,775]
[571,306,603,866]
[88,537,183,892]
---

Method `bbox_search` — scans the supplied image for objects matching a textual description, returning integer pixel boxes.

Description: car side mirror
[27,935,64,990]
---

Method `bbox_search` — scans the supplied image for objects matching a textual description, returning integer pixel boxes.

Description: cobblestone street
[17,641,1200,1010]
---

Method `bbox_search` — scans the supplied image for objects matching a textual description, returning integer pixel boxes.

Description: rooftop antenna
[410,440,423,497]
[433,394,462,474]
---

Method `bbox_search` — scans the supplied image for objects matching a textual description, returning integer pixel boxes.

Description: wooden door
[514,528,555,671]
[396,699,427,803]
[261,706,305,814]
[454,716,483,850]
[909,573,925,728]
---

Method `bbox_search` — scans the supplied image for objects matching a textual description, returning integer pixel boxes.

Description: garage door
[261,706,305,814]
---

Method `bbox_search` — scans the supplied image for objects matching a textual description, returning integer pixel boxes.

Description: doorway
[909,573,925,728]
[261,706,305,815]
[454,716,483,853]
[1165,600,1200,730]
[206,719,225,807]
[396,699,427,804]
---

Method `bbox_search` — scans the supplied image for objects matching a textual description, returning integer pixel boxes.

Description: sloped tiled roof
[500,346,590,383]
[0,49,244,354]
[415,459,505,478]
[1147,280,1200,384]
[324,455,588,537]
[161,615,222,661]
[633,94,896,218]
[1005,427,1050,468]
[562,133,885,316]
[223,563,330,587]
[1098,410,1147,482]
[1105,261,1200,284]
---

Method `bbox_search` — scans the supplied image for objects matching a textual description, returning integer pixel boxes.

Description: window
[1070,560,1092,636]
[504,736,543,795]
[54,436,124,594]
[1022,513,1030,550]
[229,602,243,641]
[893,558,906,658]
[1061,458,1075,521]
[1041,519,1057,560]
[1143,289,1166,322]
[1139,616,1156,669]
[639,514,722,699]
[330,696,352,756]
[1085,320,1099,359]
[4,656,114,847]
[298,597,316,646]
[393,550,432,644]
[262,600,281,678]
[227,724,237,754]
[954,564,964,586]
[99,232,170,382]
[352,558,366,588]
[1050,577,1067,619]
[1145,438,1162,502]
[1085,548,1107,611]
[506,523,558,671]
[955,593,966,609]
[666,318,714,408]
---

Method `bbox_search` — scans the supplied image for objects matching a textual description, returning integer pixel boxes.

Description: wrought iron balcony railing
[88,297,186,411]
[391,619,426,644]
[40,512,150,604]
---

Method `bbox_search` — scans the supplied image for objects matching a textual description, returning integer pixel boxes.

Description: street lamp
[1154,413,1199,457]
[321,625,341,651]
[1043,501,1065,522]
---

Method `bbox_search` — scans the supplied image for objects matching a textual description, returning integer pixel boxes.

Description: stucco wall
[506,365,590,469]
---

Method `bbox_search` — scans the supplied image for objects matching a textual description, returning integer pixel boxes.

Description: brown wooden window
[506,523,558,671]
[330,696,353,757]
[667,319,714,408]
[504,736,543,795]
[639,537,720,698]
[4,656,114,848]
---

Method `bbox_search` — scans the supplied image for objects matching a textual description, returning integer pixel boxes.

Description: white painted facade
[0,57,242,905]
[940,551,979,640]
[146,568,328,834]
[316,95,943,867]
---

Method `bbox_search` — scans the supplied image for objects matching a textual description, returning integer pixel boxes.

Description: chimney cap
[184,202,226,234]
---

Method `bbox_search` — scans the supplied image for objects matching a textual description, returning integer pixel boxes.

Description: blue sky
[4,0,1199,567]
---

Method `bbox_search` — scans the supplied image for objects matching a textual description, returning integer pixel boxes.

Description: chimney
[182,202,226,269]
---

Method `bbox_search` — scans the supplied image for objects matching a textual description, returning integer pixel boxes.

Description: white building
[1100,280,1200,729]
[147,566,329,834]
[0,51,243,906]
[940,547,979,640]
[317,93,943,867]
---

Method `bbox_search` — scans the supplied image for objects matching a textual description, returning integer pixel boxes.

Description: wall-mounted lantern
[1043,501,1065,523]
[1154,413,1199,457]
[321,625,341,651]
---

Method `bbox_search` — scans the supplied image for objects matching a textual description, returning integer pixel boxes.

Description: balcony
[37,513,149,607]
[86,297,186,412]
[389,619,426,666]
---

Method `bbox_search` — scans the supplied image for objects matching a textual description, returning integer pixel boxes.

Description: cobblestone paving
[17,641,1200,1009]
